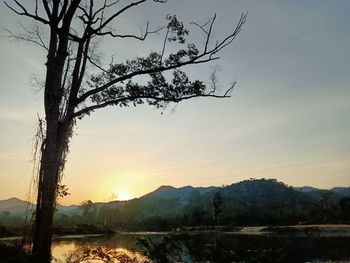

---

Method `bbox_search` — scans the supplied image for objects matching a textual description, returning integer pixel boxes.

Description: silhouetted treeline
[1,179,350,235]
[51,179,350,231]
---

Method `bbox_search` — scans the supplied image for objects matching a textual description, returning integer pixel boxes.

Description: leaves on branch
[72,11,247,118]
[165,44,199,66]
[166,14,189,44]
[84,48,207,114]
[56,184,70,198]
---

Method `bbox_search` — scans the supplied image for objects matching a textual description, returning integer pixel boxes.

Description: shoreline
[1,224,350,241]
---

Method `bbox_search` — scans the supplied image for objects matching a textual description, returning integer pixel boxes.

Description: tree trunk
[31,36,69,260]
[32,120,67,262]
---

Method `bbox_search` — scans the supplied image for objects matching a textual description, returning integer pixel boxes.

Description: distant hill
[218,179,307,209]
[295,186,322,193]
[294,186,350,202]
[56,204,81,216]
[0,179,350,229]
[116,179,345,227]
[0,198,81,217]
[117,179,313,225]
[0,198,34,215]
[140,185,218,203]
[331,187,350,196]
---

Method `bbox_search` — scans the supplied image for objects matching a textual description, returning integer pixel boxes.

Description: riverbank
[171,224,350,237]
[2,224,350,240]
[261,224,350,236]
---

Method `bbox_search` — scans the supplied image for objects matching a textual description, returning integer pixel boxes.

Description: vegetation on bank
[0,241,29,263]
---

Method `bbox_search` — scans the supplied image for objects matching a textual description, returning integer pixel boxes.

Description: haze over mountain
[0,197,33,215]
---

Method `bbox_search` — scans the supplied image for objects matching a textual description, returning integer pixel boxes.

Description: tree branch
[87,56,109,73]
[211,12,247,55]
[94,22,163,41]
[57,0,69,22]
[4,0,50,25]
[91,0,147,35]
[41,0,52,19]
[77,55,219,105]
[92,0,121,24]
[191,14,216,53]
[73,92,231,119]
[77,11,247,105]
[4,25,48,51]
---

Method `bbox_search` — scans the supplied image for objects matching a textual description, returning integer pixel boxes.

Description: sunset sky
[0,0,349,205]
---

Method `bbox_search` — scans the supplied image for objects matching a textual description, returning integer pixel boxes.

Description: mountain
[1,179,349,223]
[0,198,34,215]
[294,186,350,202]
[331,187,350,196]
[141,185,218,203]
[56,204,81,216]
[115,178,334,227]
[0,198,82,217]
[214,179,311,211]
[295,186,321,193]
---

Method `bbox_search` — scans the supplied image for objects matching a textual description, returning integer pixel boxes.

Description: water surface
[51,232,350,262]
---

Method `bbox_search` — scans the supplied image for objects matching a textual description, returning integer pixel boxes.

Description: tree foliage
[5,0,247,121]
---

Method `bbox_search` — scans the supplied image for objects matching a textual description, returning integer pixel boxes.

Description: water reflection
[51,232,350,263]
[53,245,151,263]
[52,236,153,263]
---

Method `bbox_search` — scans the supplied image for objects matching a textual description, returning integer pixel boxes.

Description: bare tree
[4,0,246,261]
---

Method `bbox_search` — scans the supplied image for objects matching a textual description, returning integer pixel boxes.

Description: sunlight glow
[115,190,131,201]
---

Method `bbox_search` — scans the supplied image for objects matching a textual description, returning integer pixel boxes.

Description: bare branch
[91,0,147,35]
[160,28,169,66]
[87,56,109,73]
[191,14,217,53]
[41,0,52,18]
[224,81,236,96]
[57,0,69,22]
[64,38,91,120]
[211,12,247,55]
[190,16,213,35]
[61,50,73,94]
[95,22,163,41]
[92,0,121,24]
[205,14,216,53]
[34,0,38,16]
[3,24,48,51]
[73,92,230,119]
[4,0,50,25]
[77,4,90,22]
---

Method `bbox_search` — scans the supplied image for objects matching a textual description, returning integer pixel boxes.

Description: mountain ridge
[1,179,349,216]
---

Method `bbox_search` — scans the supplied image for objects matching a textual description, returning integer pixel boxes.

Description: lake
[51,231,350,262]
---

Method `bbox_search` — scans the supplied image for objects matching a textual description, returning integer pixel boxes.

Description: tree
[98,204,122,226]
[188,190,205,225]
[4,0,246,261]
[79,199,96,223]
[213,192,223,226]
[338,197,350,220]
[319,190,332,210]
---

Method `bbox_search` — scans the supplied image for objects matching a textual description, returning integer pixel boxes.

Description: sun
[114,190,131,201]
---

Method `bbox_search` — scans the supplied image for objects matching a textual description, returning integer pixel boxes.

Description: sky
[0,0,349,205]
